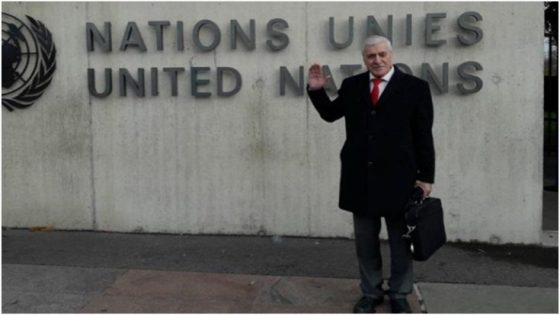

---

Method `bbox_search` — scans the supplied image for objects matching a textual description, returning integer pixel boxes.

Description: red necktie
[371,78,382,106]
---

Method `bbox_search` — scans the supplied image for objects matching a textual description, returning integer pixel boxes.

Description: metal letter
[266,18,290,51]
[191,67,211,98]
[329,16,354,49]
[151,67,159,96]
[192,20,221,52]
[119,68,145,97]
[420,63,448,94]
[86,22,112,52]
[163,67,185,96]
[148,21,170,51]
[120,22,147,51]
[406,14,412,46]
[217,67,242,97]
[457,61,483,94]
[395,63,413,75]
[425,13,447,47]
[279,66,303,96]
[340,64,362,77]
[177,21,184,51]
[88,68,112,97]
[231,19,256,50]
[457,11,483,46]
[366,15,393,42]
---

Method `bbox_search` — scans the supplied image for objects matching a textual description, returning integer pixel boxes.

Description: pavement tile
[419,282,559,313]
[250,304,351,313]
[2,264,124,294]
[81,295,182,313]
[253,276,358,306]
[101,270,279,300]
[82,295,255,313]
[82,270,423,313]
[2,264,124,313]
[3,291,93,313]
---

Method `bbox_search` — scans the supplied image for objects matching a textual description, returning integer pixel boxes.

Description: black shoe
[353,295,384,313]
[390,298,412,313]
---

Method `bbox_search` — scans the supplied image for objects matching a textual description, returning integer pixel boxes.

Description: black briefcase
[402,188,446,261]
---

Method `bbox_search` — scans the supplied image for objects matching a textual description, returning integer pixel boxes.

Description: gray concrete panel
[3,3,94,230]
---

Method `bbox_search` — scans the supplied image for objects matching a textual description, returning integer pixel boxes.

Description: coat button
[368,135,374,141]
[370,110,376,116]
[368,161,374,167]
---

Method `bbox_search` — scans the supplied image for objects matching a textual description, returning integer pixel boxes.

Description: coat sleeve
[306,81,346,123]
[413,81,436,184]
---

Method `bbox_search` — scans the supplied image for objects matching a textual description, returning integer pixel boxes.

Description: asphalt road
[2,229,557,288]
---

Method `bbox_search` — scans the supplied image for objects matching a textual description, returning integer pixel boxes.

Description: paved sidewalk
[2,229,558,313]
[3,264,423,313]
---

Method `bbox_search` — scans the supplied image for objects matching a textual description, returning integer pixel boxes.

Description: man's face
[362,43,393,78]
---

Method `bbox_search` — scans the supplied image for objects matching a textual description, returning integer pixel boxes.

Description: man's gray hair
[362,35,392,54]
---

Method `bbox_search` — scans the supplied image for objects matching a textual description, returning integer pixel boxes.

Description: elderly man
[307,35,435,313]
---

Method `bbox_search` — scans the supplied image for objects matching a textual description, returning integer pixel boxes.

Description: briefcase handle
[402,187,426,240]
[411,186,425,204]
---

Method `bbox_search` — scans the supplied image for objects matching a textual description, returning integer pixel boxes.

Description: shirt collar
[369,66,395,82]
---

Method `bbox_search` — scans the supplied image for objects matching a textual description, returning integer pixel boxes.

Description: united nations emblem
[2,13,56,111]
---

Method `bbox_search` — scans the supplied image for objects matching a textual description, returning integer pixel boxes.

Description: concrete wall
[2,2,544,244]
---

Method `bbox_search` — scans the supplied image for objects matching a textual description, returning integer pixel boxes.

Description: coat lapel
[358,72,373,108]
[376,67,403,107]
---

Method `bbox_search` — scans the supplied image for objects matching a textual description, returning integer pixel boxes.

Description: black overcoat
[307,68,435,218]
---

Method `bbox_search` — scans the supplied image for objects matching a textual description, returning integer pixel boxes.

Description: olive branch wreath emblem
[2,15,57,111]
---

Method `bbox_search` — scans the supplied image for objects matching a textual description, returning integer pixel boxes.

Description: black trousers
[353,213,413,299]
